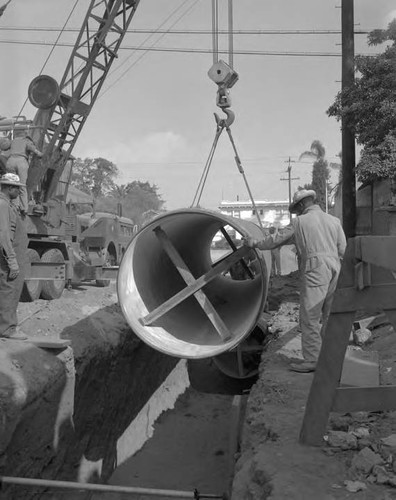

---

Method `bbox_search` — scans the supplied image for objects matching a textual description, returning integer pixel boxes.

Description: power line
[17,0,81,117]
[0,39,377,57]
[102,0,202,98]
[0,26,373,35]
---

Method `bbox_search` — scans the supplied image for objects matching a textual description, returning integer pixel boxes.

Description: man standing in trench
[243,189,346,373]
[0,173,28,340]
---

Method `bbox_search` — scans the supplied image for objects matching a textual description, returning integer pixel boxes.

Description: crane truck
[0,0,141,301]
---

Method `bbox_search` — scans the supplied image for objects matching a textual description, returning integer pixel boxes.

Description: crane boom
[28,0,141,202]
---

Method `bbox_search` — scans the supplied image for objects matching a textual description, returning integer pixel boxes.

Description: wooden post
[341,0,356,237]
[300,236,396,445]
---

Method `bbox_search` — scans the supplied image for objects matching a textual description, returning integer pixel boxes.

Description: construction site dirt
[233,274,396,500]
[2,271,396,499]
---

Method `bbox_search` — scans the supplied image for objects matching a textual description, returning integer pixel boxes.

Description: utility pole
[281,157,299,222]
[341,0,356,237]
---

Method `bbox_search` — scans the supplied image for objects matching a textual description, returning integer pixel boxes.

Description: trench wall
[0,302,180,500]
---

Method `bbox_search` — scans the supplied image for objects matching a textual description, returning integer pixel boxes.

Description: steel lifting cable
[212,0,218,65]
[223,0,263,229]
[225,125,263,229]
[191,120,223,207]
[228,0,233,69]
[191,0,219,207]
[191,0,263,229]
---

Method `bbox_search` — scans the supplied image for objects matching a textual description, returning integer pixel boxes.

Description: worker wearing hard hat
[243,189,346,373]
[6,130,43,216]
[0,173,28,340]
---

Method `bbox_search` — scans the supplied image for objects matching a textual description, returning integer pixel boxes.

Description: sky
[1,0,396,211]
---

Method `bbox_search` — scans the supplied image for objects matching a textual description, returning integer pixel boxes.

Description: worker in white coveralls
[243,189,346,373]
[0,173,28,340]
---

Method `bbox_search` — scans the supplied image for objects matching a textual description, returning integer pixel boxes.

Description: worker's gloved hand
[243,237,258,248]
[8,259,19,280]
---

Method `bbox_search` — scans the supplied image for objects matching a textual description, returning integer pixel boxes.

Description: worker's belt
[304,252,339,259]
[9,154,28,159]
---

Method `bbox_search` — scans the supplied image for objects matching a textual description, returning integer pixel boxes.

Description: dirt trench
[0,285,179,500]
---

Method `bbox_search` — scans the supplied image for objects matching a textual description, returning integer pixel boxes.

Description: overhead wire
[16,0,81,117]
[103,0,197,80]
[0,39,376,57]
[100,0,202,99]
[0,26,373,35]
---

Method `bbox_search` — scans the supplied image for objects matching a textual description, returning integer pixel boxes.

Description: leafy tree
[96,180,165,225]
[299,140,331,210]
[71,157,119,198]
[327,20,396,183]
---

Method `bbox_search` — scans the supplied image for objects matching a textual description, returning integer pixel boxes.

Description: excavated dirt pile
[232,272,396,500]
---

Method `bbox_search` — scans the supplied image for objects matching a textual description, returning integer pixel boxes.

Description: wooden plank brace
[141,226,233,342]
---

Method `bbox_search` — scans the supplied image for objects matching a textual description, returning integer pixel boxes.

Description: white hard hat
[0,173,25,187]
[289,189,316,213]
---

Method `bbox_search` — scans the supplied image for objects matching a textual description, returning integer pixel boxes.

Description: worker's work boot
[289,361,316,373]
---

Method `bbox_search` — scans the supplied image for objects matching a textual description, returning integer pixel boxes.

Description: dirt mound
[267,271,300,311]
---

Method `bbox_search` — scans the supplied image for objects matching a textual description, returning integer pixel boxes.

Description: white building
[219,199,291,228]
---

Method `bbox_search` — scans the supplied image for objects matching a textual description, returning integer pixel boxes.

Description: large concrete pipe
[117,208,270,359]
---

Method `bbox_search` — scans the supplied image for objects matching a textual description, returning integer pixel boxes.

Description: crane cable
[191,0,263,229]
[228,0,233,69]
[191,0,220,207]
[212,0,218,65]
[16,0,81,118]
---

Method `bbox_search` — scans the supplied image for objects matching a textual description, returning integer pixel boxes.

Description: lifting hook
[214,107,235,129]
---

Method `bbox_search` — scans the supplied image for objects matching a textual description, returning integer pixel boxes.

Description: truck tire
[40,249,66,300]
[21,249,42,302]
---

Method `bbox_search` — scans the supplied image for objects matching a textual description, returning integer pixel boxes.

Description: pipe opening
[118,208,269,359]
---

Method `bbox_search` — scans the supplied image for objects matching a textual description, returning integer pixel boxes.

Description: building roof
[67,186,94,205]
[219,199,289,209]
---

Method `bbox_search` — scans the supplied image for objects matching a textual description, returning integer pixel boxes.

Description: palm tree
[299,140,330,211]
[109,184,130,199]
